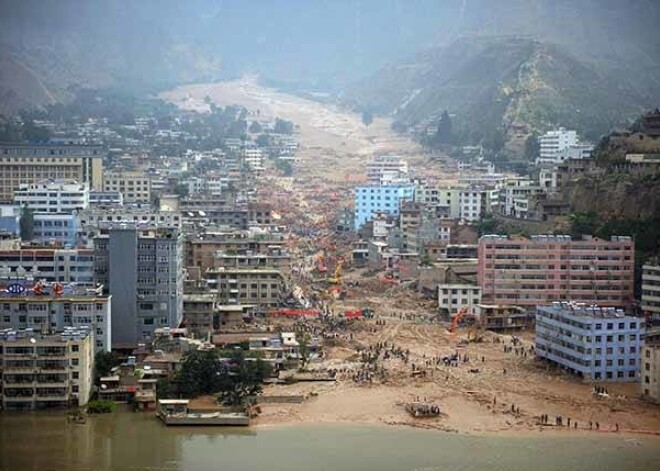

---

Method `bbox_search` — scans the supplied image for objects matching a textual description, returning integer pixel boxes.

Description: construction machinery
[448,307,469,333]
[326,257,344,284]
[467,321,484,342]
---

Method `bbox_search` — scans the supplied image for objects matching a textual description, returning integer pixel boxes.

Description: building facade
[437,284,481,316]
[538,128,578,163]
[536,303,643,382]
[14,180,89,214]
[31,213,79,247]
[0,280,111,352]
[0,327,94,410]
[103,172,151,203]
[366,155,408,185]
[0,247,94,286]
[93,226,184,347]
[208,268,285,307]
[641,326,660,401]
[641,262,660,321]
[354,184,415,230]
[0,143,103,202]
[478,235,635,308]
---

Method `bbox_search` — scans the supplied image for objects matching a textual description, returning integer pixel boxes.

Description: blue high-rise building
[354,184,414,230]
[536,302,644,382]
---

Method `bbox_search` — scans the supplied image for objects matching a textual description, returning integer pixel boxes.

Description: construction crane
[448,307,469,333]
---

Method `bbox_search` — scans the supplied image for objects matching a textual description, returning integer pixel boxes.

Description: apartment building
[437,284,481,316]
[78,208,182,241]
[0,281,111,352]
[641,326,660,401]
[475,304,529,331]
[478,235,635,308]
[243,147,265,172]
[0,247,94,286]
[31,213,79,247]
[536,303,644,382]
[354,184,415,229]
[185,231,286,273]
[182,293,218,340]
[538,128,578,163]
[366,155,409,185]
[415,185,489,222]
[89,190,123,207]
[14,180,89,213]
[103,171,151,203]
[641,262,660,321]
[0,143,103,202]
[208,268,285,307]
[0,326,94,410]
[93,226,184,347]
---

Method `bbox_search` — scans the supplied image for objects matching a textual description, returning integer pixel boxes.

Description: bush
[87,400,117,414]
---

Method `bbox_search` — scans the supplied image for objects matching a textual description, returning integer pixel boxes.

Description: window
[71,358,79,366]
[629,358,635,366]
[606,323,613,330]
[71,345,79,353]
[72,372,79,380]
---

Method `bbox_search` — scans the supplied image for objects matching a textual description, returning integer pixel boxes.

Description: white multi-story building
[78,209,182,241]
[642,262,660,321]
[0,281,112,352]
[0,247,94,286]
[366,155,409,185]
[243,147,265,172]
[0,326,95,410]
[14,180,89,214]
[458,188,489,222]
[438,284,482,316]
[415,184,489,222]
[538,128,578,163]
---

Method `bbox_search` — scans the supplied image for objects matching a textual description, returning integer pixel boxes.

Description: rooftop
[0,326,92,343]
[540,302,631,319]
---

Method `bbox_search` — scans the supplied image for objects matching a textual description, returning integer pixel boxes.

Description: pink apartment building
[478,235,634,308]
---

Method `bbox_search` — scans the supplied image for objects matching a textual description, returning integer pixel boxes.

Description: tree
[275,158,293,176]
[22,120,50,142]
[524,132,540,161]
[174,183,189,198]
[19,206,34,241]
[156,377,174,399]
[433,110,453,145]
[176,349,224,398]
[569,211,600,238]
[297,333,312,371]
[255,133,270,147]
[274,118,294,135]
[94,351,122,381]
[362,110,373,127]
[249,121,262,133]
[217,350,271,406]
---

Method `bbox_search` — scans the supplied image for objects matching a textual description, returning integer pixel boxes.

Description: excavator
[326,258,344,284]
[448,307,469,334]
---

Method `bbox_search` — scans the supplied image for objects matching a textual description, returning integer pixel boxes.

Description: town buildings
[437,284,481,316]
[208,268,285,307]
[478,235,635,308]
[103,171,152,203]
[354,184,415,229]
[0,143,103,203]
[93,226,183,347]
[535,302,644,382]
[0,326,94,410]
[641,326,660,401]
[0,280,111,352]
[31,213,79,246]
[538,128,578,164]
[14,180,89,213]
[0,247,94,286]
[366,155,409,184]
[641,261,660,321]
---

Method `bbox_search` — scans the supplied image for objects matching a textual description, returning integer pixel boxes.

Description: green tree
[176,349,224,398]
[156,377,174,399]
[94,351,123,381]
[362,110,373,127]
[274,118,294,135]
[255,133,270,147]
[433,110,453,145]
[19,206,34,241]
[217,350,272,406]
[174,183,189,198]
[524,132,540,160]
[275,158,293,176]
[249,121,263,133]
[297,333,312,371]
[22,120,50,142]
[569,211,600,238]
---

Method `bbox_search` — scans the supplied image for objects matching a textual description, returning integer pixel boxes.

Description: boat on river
[156,399,250,426]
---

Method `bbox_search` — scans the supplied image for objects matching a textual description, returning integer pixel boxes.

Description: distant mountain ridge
[342,35,658,142]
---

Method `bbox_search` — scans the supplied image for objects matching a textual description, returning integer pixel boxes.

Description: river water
[1,410,658,471]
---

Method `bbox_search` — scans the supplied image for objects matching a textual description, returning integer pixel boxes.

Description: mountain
[342,36,656,141]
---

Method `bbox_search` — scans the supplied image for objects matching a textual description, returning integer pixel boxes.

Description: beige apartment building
[0,327,94,410]
[208,268,285,307]
[0,143,103,202]
[103,171,152,203]
[642,327,660,401]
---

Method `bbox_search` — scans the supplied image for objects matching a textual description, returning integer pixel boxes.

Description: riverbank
[1,411,658,471]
